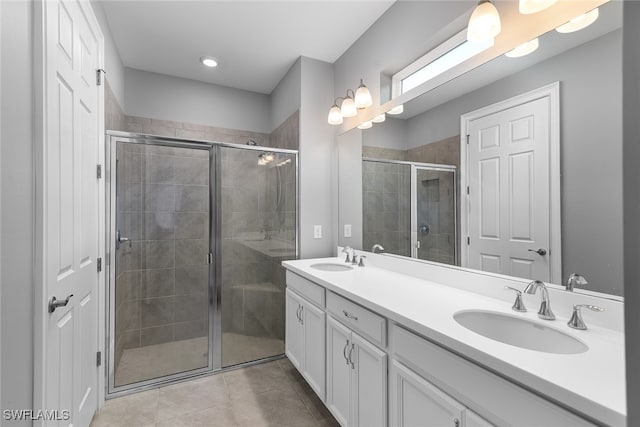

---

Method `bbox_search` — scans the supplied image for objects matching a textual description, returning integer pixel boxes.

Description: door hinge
[96,68,106,86]
[466,186,470,195]
[467,236,470,245]
[466,134,470,144]
[96,351,102,367]
[207,253,213,264]
[97,257,102,272]
[97,164,102,179]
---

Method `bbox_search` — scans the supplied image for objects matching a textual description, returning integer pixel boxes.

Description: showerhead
[246,139,257,146]
[257,152,275,165]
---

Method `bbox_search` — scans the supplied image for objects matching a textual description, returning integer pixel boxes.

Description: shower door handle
[116,230,132,249]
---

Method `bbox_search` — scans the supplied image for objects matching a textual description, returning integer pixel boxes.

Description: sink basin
[310,263,353,272]
[454,310,588,354]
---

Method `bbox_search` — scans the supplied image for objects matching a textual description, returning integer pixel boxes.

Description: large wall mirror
[338,0,623,298]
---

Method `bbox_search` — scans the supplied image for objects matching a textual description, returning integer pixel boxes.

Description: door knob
[528,248,547,256]
[48,294,73,313]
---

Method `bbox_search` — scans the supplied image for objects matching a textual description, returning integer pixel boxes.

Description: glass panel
[415,168,456,265]
[362,160,411,256]
[113,141,211,387]
[220,147,297,367]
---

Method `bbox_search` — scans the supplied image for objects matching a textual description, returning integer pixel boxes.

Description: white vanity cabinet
[285,276,326,399]
[326,315,387,427]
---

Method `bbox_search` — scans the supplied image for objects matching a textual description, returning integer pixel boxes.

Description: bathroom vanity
[282,251,625,427]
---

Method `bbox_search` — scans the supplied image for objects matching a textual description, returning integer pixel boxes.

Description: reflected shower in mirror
[341,1,623,297]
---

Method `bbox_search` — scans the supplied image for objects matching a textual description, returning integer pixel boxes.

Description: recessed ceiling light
[200,56,219,68]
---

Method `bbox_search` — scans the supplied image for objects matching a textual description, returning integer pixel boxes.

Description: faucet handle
[567,304,604,330]
[358,255,367,267]
[342,246,352,263]
[566,273,588,292]
[504,286,527,312]
[351,254,359,265]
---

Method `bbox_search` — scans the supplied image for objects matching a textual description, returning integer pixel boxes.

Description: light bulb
[354,79,373,109]
[328,105,343,125]
[556,8,599,34]
[467,0,501,43]
[341,97,357,118]
[388,105,404,115]
[519,0,558,15]
[372,114,386,123]
[357,121,373,130]
[505,38,539,58]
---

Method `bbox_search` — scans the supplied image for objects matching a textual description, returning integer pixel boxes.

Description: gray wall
[623,2,640,424]
[403,30,623,296]
[270,59,301,132]
[124,68,272,134]
[1,1,34,423]
[299,57,335,258]
[91,0,125,107]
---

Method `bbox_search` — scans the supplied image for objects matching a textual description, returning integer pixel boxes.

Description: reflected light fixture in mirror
[372,113,386,123]
[556,8,599,33]
[519,0,558,15]
[357,120,373,130]
[505,37,540,58]
[387,104,404,115]
[467,0,501,42]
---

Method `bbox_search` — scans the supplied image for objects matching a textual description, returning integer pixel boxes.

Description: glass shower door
[412,166,457,265]
[219,146,297,367]
[111,140,212,389]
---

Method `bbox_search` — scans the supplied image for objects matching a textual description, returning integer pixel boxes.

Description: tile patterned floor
[92,358,340,427]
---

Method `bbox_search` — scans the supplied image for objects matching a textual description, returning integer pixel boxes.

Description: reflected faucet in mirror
[372,244,384,254]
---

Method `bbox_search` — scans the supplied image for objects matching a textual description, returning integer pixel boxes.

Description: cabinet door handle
[343,310,358,321]
[343,340,350,365]
[299,306,304,325]
[348,343,355,369]
[296,305,302,323]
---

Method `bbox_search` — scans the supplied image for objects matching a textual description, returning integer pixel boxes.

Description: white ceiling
[101,0,396,94]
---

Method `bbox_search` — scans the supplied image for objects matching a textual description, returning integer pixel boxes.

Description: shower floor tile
[93,358,339,427]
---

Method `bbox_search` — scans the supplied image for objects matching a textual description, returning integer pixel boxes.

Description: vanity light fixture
[200,56,219,68]
[372,113,386,123]
[519,0,558,15]
[467,0,501,43]
[505,37,539,58]
[556,8,599,34]
[327,79,373,125]
[357,120,373,130]
[387,105,404,115]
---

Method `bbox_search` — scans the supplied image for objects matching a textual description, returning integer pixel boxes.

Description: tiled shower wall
[114,143,210,381]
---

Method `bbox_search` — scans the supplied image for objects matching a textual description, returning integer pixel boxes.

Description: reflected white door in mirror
[461,83,560,283]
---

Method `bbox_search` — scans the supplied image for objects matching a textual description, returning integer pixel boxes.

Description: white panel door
[351,333,386,427]
[43,0,102,425]
[467,97,551,281]
[301,299,326,400]
[326,316,352,427]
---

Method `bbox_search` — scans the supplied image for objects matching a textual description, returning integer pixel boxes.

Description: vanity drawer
[326,291,386,347]
[286,271,325,308]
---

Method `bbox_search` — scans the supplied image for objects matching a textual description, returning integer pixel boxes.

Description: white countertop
[283,256,626,426]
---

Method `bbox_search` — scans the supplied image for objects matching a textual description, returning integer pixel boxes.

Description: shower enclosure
[106,132,297,395]
[362,158,457,264]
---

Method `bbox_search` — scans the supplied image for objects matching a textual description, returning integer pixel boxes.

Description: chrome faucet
[524,280,555,320]
[342,246,352,263]
[371,244,384,254]
[565,273,588,292]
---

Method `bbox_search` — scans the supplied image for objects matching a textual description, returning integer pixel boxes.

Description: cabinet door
[301,299,326,400]
[285,289,304,370]
[351,332,387,427]
[465,409,494,427]
[327,316,352,427]
[390,360,465,427]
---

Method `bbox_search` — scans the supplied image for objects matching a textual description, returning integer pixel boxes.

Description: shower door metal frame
[105,131,300,398]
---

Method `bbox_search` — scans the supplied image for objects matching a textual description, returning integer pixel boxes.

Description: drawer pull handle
[343,310,358,321]
[343,340,350,365]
